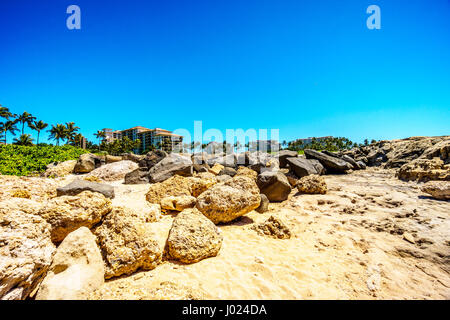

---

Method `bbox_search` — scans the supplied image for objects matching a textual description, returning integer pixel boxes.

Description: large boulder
[86,160,138,182]
[39,191,112,243]
[341,155,360,170]
[206,154,237,168]
[121,153,144,163]
[35,227,104,300]
[208,163,224,175]
[397,157,450,182]
[304,149,352,173]
[235,166,258,180]
[148,153,193,183]
[286,157,319,178]
[139,150,168,169]
[309,159,326,175]
[296,174,327,194]
[94,207,162,279]
[74,154,103,174]
[146,175,191,205]
[56,179,115,199]
[421,181,450,200]
[0,199,56,300]
[278,150,298,168]
[219,167,237,177]
[165,209,223,263]
[124,168,150,184]
[105,155,123,164]
[256,171,292,202]
[44,160,77,178]
[196,176,261,224]
[188,175,217,198]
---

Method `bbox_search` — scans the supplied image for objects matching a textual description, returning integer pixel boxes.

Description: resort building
[101,126,183,153]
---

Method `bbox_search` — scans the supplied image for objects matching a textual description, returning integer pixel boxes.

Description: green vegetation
[0,144,87,176]
[97,137,141,156]
[287,137,357,152]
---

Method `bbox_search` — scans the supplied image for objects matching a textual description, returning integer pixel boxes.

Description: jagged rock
[296,174,327,194]
[196,176,260,224]
[208,163,224,175]
[286,157,319,178]
[105,155,123,164]
[146,175,191,204]
[252,215,291,239]
[165,209,223,263]
[0,199,56,300]
[256,171,292,202]
[39,191,112,243]
[285,172,299,187]
[219,167,237,177]
[207,154,237,168]
[35,227,104,300]
[309,159,326,175]
[356,161,367,170]
[161,195,197,212]
[94,207,162,279]
[248,152,279,174]
[304,149,352,173]
[255,194,269,213]
[86,160,138,182]
[56,179,115,199]
[124,168,150,184]
[121,153,144,163]
[278,150,298,168]
[193,163,210,173]
[341,155,360,170]
[44,160,77,178]
[148,153,193,183]
[188,175,217,197]
[419,138,450,163]
[216,175,232,183]
[397,157,449,182]
[74,154,103,174]
[139,150,167,169]
[421,181,450,200]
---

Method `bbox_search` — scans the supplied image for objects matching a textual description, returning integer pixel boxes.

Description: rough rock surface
[166,209,223,263]
[146,175,192,204]
[35,227,104,300]
[342,155,360,170]
[44,160,77,178]
[139,150,167,169]
[161,195,197,212]
[304,149,352,173]
[188,175,217,198]
[255,194,270,213]
[278,150,298,168]
[0,198,55,300]
[397,158,449,182]
[208,163,224,175]
[148,154,193,183]
[94,207,162,279]
[86,160,138,182]
[74,153,102,174]
[421,181,450,200]
[56,179,115,199]
[124,168,150,185]
[296,174,327,194]
[235,166,258,180]
[256,171,291,202]
[219,167,237,177]
[196,176,260,224]
[252,215,291,239]
[40,191,112,243]
[105,155,123,164]
[286,157,319,178]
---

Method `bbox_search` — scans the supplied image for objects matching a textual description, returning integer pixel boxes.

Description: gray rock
[121,153,144,163]
[139,150,167,169]
[286,157,318,178]
[56,179,115,199]
[304,149,352,173]
[206,154,237,168]
[356,161,367,169]
[278,150,298,168]
[309,159,326,175]
[255,194,269,213]
[341,155,360,170]
[148,153,193,183]
[124,168,150,184]
[219,167,237,177]
[256,171,291,202]
[73,154,103,174]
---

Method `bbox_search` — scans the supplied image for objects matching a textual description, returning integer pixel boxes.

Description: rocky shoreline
[1,136,449,300]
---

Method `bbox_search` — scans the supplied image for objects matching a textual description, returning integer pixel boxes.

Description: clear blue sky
[0,0,449,144]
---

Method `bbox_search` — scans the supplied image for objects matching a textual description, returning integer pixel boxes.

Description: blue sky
[0,0,449,144]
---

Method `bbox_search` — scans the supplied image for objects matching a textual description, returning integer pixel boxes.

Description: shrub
[0,144,87,176]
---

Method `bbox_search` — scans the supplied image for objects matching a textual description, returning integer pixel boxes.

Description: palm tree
[0,105,15,120]
[29,120,48,145]
[94,130,106,145]
[48,124,68,146]
[0,120,19,144]
[13,134,34,146]
[16,111,36,135]
[65,122,80,143]
[73,133,84,148]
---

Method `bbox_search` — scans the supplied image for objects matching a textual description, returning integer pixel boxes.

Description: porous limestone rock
[56,179,115,199]
[44,160,77,178]
[0,198,55,300]
[421,181,450,200]
[397,157,449,182]
[208,163,224,175]
[166,209,223,263]
[86,160,138,182]
[94,207,162,279]
[161,195,197,212]
[146,175,192,204]
[296,174,327,194]
[35,227,104,300]
[252,215,291,239]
